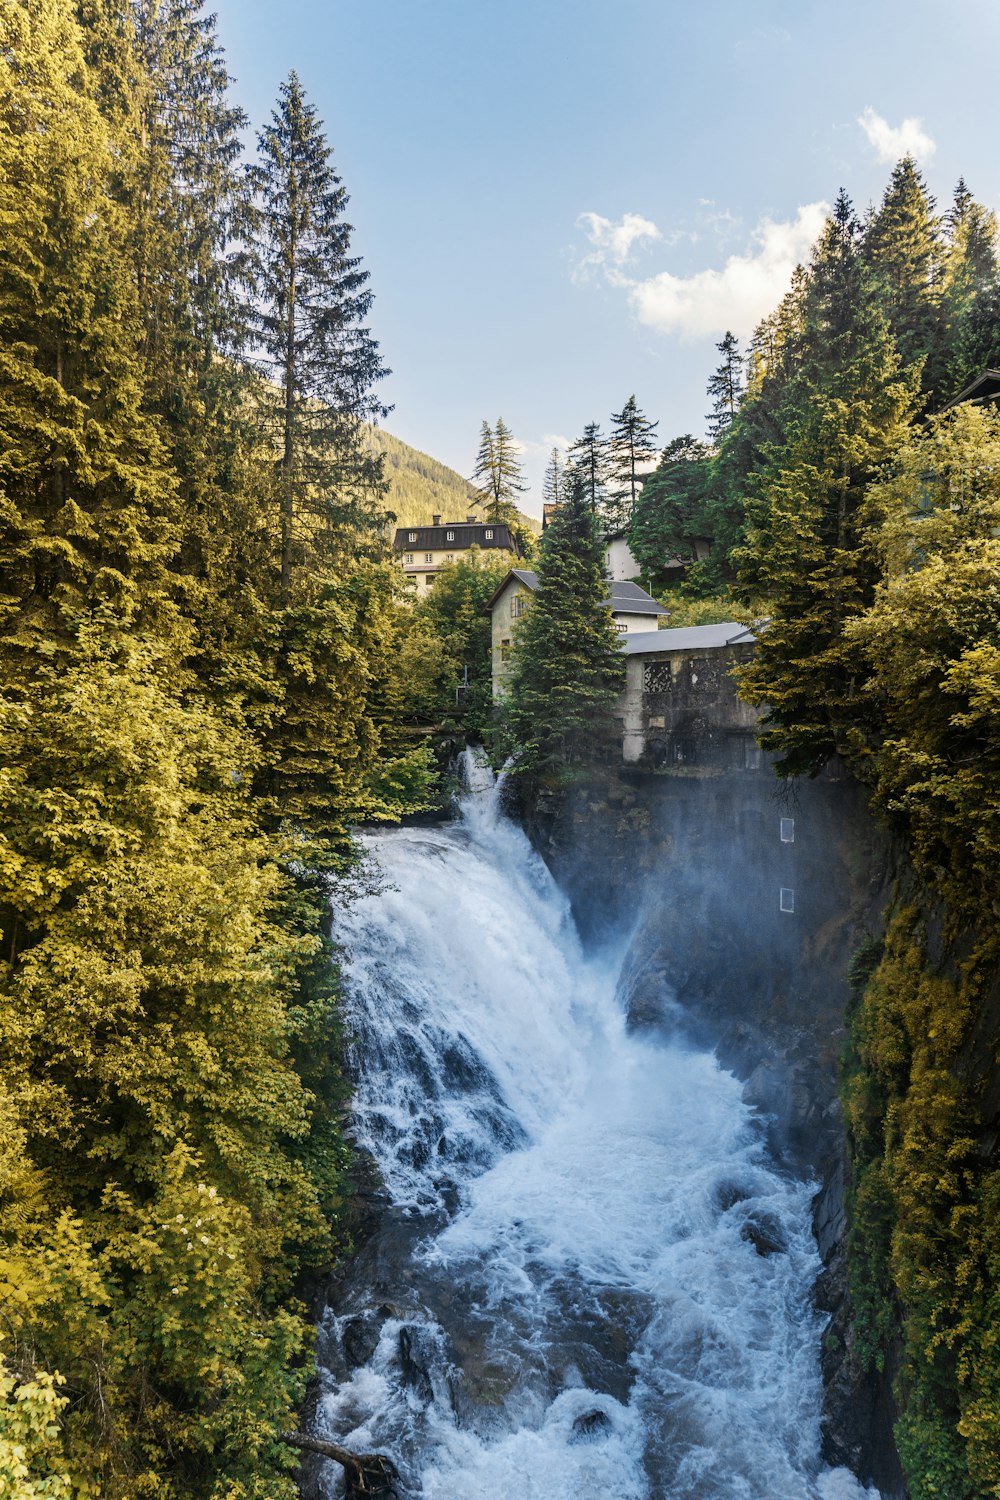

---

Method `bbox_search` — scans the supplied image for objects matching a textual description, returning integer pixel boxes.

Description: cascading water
[315,751,879,1499]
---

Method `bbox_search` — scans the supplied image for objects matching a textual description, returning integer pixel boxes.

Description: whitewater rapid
[315,755,879,1499]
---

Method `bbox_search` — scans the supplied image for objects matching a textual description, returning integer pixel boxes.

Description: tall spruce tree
[737,190,921,774]
[250,71,388,604]
[567,421,607,513]
[940,178,1000,394]
[627,435,715,587]
[607,395,659,528]
[705,332,744,440]
[542,446,565,510]
[507,474,625,776]
[863,156,944,404]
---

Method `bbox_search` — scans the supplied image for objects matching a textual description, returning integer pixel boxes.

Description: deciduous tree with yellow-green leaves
[0,0,434,1492]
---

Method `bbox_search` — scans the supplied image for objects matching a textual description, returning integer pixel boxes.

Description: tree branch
[279,1431,401,1497]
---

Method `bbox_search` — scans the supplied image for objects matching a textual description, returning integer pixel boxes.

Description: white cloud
[573,211,661,282]
[623,203,829,339]
[858,107,936,164]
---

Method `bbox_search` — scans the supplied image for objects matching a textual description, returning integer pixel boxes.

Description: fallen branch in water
[279,1431,401,1497]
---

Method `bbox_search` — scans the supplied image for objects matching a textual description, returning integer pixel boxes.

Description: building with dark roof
[392,514,522,596]
[486,569,669,696]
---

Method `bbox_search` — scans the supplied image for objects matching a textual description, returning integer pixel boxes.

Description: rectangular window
[485,528,494,540]
[446,553,454,561]
[424,553,434,563]
[408,532,417,542]
[780,817,795,843]
[404,553,414,563]
[499,638,512,662]
[615,621,627,633]
[511,595,527,618]
[446,530,455,541]
[779,888,795,913]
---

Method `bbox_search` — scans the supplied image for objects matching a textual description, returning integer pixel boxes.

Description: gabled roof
[393,521,520,555]
[486,571,669,618]
[485,568,539,612]
[622,621,756,654]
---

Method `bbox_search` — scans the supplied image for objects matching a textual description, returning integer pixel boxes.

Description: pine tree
[863,156,944,404]
[542,446,565,510]
[606,395,659,528]
[737,190,922,774]
[567,421,607,513]
[705,331,744,440]
[250,71,388,604]
[507,473,626,777]
[470,416,528,526]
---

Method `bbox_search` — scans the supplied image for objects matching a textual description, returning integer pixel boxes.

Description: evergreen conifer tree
[940,179,1000,394]
[863,157,944,404]
[606,395,659,527]
[0,0,179,671]
[627,435,714,587]
[705,332,744,440]
[542,446,565,510]
[737,190,921,774]
[250,71,388,604]
[507,474,625,776]
[567,421,607,513]
[470,416,528,526]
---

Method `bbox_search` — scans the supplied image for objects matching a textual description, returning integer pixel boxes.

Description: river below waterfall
[314,759,879,1500]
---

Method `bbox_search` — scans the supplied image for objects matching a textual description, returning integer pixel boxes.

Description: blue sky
[211,0,1000,515]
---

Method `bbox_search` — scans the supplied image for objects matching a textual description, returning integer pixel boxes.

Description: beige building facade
[487,570,669,697]
[393,516,521,597]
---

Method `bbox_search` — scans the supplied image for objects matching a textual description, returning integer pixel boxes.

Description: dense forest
[0,0,449,1493]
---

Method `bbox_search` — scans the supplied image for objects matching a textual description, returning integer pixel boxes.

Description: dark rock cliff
[508,757,908,1497]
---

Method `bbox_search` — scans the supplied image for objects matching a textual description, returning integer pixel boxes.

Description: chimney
[467,514,476,523]
[432,513,441,526]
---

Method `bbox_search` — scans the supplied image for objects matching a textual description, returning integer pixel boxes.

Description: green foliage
[606,395,659,529]
[736,191,922,775]
[627,435,715,589]
[506,479,625,779]
[651,589,742,628]
[408,551,509,738]
[0,3,439,1493]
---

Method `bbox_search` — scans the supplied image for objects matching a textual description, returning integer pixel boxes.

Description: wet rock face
[512,761,905,1493]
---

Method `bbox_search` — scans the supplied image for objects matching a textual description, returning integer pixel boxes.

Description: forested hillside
[0,1,436,1494]
[377,427,474,526]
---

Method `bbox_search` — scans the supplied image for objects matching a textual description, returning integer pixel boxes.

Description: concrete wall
[618,642,760,768]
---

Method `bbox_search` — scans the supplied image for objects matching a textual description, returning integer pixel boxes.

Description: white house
[486,570,669,697]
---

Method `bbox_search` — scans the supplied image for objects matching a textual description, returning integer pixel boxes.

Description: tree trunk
[279,1431,401,1497]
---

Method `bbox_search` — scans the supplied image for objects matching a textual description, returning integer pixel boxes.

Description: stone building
[617,621,758,768]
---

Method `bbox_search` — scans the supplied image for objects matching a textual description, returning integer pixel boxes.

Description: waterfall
[317,753,879,1499]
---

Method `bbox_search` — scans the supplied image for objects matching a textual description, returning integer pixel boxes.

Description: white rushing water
[318,752,879,1500]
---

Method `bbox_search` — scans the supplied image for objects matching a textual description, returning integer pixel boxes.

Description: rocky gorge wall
[509,644,910,1496]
